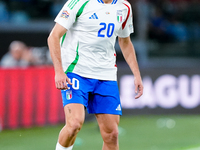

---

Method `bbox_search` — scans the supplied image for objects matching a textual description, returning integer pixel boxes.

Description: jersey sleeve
[117,1,134,38]
[54,0,86,30]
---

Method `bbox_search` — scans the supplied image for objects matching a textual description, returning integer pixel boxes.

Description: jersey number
[98,22,115,38]
[68,78,79,90]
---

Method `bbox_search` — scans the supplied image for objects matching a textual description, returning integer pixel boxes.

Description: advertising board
[118,65,200,114]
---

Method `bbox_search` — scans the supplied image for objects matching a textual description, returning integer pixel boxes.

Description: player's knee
[71,119,83,132]
[103,128,119,144]
[110,130,119,142]
[67,118,83,136]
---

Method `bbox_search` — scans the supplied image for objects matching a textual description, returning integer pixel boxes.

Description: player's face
[11,48,23,61]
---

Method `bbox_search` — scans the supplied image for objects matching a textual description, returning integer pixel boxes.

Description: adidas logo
[116,104,121,111]
[89,13,98,19]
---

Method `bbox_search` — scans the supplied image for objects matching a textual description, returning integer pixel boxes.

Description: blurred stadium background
[0,0,200,149]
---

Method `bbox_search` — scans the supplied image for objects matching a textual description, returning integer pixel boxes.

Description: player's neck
[102,0,113,4]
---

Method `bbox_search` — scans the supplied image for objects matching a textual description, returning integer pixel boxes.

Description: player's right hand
[55,71,72,90]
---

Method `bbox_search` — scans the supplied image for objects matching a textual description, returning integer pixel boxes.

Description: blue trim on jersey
[97,0,103,3]
[97,0,118,4]
[112,0,118,4]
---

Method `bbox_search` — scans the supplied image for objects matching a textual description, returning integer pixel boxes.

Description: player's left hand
[134,77,143,99]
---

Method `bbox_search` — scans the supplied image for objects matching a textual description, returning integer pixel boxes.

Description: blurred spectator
[10,10,29,24]
[148,7,174,43]
[0,1,9,22]
[1,0,52,20]
[165,16,188,42]
[50,0,65,18]
[146,0,200,43]
[0,41,49,68]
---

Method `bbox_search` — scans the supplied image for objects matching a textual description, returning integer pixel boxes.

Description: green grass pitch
[0,115,200,150]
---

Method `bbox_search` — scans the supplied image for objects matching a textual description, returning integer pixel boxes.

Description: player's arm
[118,36,143,99]
[47,23,72,90]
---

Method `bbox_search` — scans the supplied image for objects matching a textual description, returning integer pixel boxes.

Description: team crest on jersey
[117,10,123,23]
[66,90,72,100]
[60,10,70,20]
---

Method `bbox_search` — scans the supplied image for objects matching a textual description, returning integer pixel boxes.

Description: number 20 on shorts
[67,78,80,90]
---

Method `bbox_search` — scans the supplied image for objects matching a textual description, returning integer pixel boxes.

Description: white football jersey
[55,0,134,81]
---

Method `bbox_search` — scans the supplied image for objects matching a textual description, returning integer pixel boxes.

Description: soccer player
[47,0,143,149]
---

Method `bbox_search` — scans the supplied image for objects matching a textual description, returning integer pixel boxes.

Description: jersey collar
[97,0,118,4]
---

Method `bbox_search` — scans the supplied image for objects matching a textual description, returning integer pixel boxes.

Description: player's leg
[56,73,89,150]
[87,80,121,150]
[56,103,85,150]
[96,114,120,150]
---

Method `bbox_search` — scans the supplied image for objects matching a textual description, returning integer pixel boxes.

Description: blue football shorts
[61,72,122,115]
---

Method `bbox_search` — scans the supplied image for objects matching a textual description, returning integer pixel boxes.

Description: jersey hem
[70,71,117,81]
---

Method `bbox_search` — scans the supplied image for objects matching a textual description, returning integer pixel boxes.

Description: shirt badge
[117,10,123,23]
[60,10,70,20]
[66,90,72,100]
